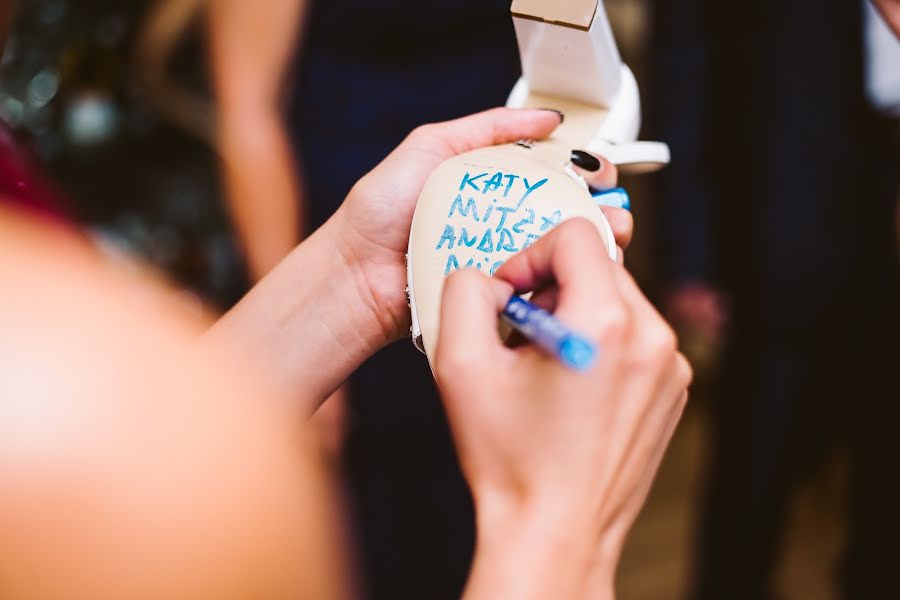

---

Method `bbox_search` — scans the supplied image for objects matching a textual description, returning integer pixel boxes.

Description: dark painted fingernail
[539,108,565,124]
[571,150,601,172]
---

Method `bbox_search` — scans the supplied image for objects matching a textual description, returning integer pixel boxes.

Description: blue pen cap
[558,336,598,372]
[592,187,631,211]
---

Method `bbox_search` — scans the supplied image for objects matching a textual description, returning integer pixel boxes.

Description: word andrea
[436,171,563,276]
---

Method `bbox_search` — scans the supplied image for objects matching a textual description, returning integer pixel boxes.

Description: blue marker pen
[592,187,631,211]
[502,296,598,371]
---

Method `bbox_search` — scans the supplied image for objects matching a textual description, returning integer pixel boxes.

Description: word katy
[458,170,548,207]
[436,171,562,276]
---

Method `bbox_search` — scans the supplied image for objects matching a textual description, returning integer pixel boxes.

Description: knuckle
[641,323,679,365]
[676,353,694,388]
[563,218,606,254]
[594,306,630,345]
[435,344,477,382]
[444,267,483,292]
[655,325,679,358]
[409,122,439,142]
[561,217,598,239]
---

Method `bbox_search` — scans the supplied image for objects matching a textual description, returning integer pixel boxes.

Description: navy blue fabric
[652,0,900,597]
[289,2,520,599]
[293,0,520,229]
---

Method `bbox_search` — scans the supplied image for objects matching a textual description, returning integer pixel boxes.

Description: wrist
[206,220,389,412]
[316,216,390,338]
[327,206,412,345]
[467,493,618,600]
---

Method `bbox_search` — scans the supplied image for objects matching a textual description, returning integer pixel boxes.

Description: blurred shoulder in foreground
[0,206,349,600]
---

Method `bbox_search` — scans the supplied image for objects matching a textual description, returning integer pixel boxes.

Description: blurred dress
[0,120,68,221]
[653,0,900,597]
[289,2,520,598]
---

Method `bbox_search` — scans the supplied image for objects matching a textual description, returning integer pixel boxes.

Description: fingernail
[539,108,565,124]
[571,150,601,172]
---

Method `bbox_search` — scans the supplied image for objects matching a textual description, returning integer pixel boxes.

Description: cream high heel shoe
[407,0,670,365]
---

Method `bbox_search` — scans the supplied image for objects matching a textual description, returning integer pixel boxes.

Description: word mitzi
[435,171,562,276]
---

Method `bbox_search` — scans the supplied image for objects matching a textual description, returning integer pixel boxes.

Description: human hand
[328,108,629,345]
[211,110,628,412]
[435,220,691,600]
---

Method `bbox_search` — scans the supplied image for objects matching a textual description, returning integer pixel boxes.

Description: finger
[407,108,564,158]
[494,219,626,340]
[640,389,689,499]
[501,285,560,349]
[674,352,695,392]
[649,353,693,431]
[571,150,619,191]
[435,269,514,381]
[649,388,689,474]
[606,263,673,359]
[612,266,689,426]
[616,357,689,518]
[601,207,634,250]
[528,284,560,314]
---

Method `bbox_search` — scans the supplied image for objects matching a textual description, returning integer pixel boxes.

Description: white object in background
[507,0,670,173]
[511,0,623,108]
[865,0,900,117]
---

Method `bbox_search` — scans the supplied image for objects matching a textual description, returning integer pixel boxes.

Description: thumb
[435,269,513,381]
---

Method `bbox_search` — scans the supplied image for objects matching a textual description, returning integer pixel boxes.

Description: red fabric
[0,121,70,223]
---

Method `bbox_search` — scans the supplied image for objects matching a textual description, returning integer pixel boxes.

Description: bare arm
[207,0,310,281]
[0,208,349,599]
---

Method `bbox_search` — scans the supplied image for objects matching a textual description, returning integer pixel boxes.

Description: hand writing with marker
[436,220,692,600]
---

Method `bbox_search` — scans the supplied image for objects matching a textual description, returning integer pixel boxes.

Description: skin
[206,109,629,411]
[206,0,310,282]
[0,108,686,598]
[438,220,691,600]
[0,211,348,599]
[207,0,353,458]
[873,0,900,36]
[202,0,628,462]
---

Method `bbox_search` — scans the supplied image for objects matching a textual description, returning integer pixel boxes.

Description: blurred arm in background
[207,0,309,282]
[206,0,348,459]
[0,207,350,600]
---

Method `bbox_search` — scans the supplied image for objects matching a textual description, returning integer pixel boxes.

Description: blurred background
[1,0,897,599]
[0,0,242,305]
